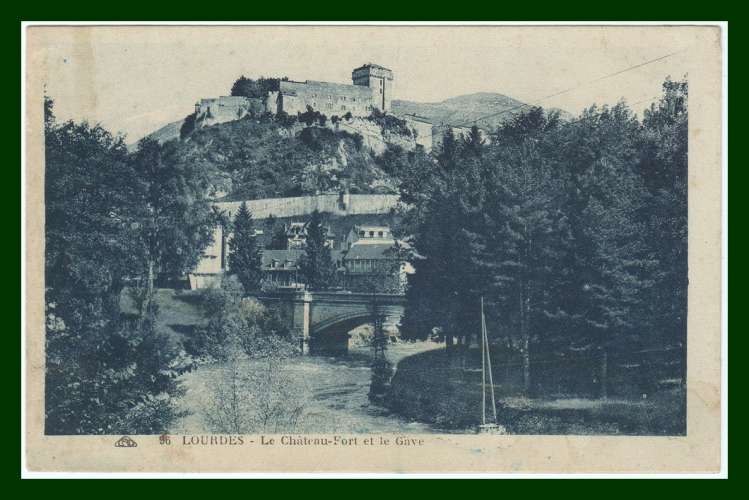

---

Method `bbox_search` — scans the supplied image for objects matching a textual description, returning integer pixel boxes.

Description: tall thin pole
[483,303,497,423]
[481,296,486,426]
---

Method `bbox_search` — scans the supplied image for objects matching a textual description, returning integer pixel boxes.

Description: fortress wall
[404,117,434,152]
[190,194,401,289]
[214,194,400,220]
[196,96,265,127]
[280,80,374,117]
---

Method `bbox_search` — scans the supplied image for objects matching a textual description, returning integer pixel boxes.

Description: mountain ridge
[391,92,572,130]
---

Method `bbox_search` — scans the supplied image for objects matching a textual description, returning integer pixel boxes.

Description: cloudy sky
[30,25,708,142]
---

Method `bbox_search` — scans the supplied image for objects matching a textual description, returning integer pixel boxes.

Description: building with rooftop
[261,249,305,288]
[267,63,395,118]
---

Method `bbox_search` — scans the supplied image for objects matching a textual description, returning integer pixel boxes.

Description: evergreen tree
[228,202,263,292]
[461,125,486,157]
[476,121,570,393]
[437,128,460,170]
[298,210,335,290]
[636,78,688,382]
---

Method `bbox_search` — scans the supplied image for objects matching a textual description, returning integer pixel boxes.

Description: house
[344,225,394,250]
[284,221,336,250]
[261,249,305,288]
[340,225,412,293]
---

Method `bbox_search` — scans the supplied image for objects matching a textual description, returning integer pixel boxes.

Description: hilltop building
[193,64,397,124]
[266,63,395,117]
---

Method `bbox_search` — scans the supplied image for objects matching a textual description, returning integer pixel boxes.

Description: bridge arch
[310,305,404,355]
[256,290,406,355]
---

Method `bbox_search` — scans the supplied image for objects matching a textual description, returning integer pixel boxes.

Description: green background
[10,4,732,483]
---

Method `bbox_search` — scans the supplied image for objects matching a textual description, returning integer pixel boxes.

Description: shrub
[190,277,293,361]
[352,133,364,150]
[276,110,297,127]
[180,112,197,139]
[367,108,412,137]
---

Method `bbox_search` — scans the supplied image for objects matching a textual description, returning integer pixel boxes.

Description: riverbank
[385,346,686,435]
[172,340,442,434]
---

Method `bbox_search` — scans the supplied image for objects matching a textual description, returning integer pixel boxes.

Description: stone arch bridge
[256,290,406,355]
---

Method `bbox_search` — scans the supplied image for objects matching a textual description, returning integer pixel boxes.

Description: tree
[130,138,216,316]
[230,75,287,99]
[467,149,562,390]
[437,128,461,169]
[44,99,193,434]
[461,125,486,157]
[636,78,688,383]
[197,292,306,433]
[228,202,263,292]
[297,210,335,290]
[180,111,197,139]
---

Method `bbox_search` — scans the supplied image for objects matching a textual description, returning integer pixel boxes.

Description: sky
[31,25,706,142]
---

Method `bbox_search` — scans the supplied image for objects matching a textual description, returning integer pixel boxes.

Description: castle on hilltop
[270,63,394,117]
[195,63,394,127]
[191,62,485,153]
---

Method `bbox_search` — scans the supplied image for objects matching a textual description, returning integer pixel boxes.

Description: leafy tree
[194,286,305,433]
[461,125,486,157]
[298,210,335,290]
[398,92,683,398]
[180,111,197,139]
[230,75,288,99]
[437,128,461,170]
[228,202,263,292]
[130,138,216,316]
[44,99,193,434]
[636,78,688,382]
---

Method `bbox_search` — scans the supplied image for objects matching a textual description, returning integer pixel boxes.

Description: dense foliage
[44,98,216,434]
[230,75,287,99]
[175,114,402,199]
[227,202,263,292]
[397,79,688,396]
[297,210,337,290]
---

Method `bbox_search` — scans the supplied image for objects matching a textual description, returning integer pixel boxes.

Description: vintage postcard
[23,23,725,476]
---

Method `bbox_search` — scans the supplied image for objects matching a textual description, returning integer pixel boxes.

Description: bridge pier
[300,292,311,355]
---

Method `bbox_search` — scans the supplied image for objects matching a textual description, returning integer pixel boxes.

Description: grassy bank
[385,346,686,435]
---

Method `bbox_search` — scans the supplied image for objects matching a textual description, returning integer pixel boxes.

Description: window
[369,231,375,237]
[359,231,365,237]
[378,231,383,237]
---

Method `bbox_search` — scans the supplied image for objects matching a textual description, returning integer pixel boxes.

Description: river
[173,340,443,434]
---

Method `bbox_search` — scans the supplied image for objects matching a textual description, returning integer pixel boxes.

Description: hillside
[392,92,572,130]
[128,118,184,151]
[168,114,423,201]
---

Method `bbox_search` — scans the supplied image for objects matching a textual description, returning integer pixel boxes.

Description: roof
[354,225,390,232]
[343,243,398,261]
[280,80,372,97]
[261,249,305,269]
[353,63,392,72]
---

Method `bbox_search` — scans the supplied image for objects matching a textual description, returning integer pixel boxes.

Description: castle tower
[352,63,394,112]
